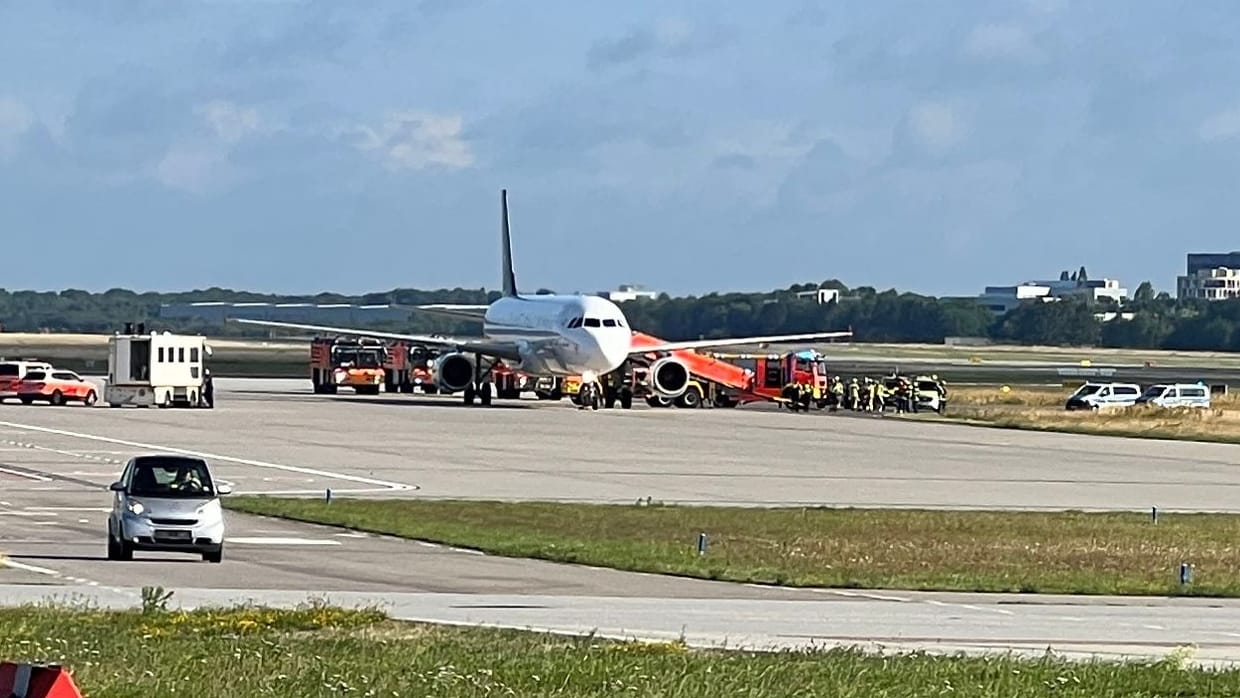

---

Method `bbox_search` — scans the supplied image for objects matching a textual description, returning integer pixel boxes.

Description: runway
[2,376,1239,664]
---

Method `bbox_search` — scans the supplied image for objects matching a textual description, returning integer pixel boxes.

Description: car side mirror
[217,484,233,496]
[108,481,125,492]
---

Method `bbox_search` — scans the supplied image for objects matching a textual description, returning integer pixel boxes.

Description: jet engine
[648,356,690,398]
[433,352,475,393]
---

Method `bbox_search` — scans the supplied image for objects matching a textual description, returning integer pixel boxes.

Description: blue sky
[2,0,1239,298]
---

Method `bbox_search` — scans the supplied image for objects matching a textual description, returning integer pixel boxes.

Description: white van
[1065,382,1142,411]
[0,360,55,402]
[1136,383,1212,409]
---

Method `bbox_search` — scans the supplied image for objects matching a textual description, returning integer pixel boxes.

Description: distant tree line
[0,279,1236,351]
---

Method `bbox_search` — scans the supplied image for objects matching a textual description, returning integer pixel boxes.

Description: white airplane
[231,189,853,407]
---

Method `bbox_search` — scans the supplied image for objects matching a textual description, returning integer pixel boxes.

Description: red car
[16,369,99,406]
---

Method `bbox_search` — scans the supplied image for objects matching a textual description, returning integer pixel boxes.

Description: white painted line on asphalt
[0,466,50,482]
[227,537,342,546]
[0,558,59,576]
[0,421,417,494]
[25,507,109,513]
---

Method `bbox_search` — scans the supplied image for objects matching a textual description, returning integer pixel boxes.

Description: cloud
[347,110,474,172]
[712,153,756,171]
[963,23,1042,63]
[0,97,34,160]
[587,18,727,70]
[199,100,262,144]
[154,143,226,194]
[903,101,961,154]
[1199,106,1240,141]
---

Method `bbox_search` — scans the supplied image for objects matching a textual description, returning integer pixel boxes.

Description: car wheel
[50,390,64,406]
[84,390,97,406]
[202,547,223,563]
[117,537,133,561]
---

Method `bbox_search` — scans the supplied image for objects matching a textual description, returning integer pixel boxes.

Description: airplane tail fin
[501,188,518,297]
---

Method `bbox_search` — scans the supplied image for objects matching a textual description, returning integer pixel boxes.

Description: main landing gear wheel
[462,353,498,407]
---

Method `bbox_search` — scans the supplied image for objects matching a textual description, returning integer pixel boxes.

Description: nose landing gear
[576,380,602,410]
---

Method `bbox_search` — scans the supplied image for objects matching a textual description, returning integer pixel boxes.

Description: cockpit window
[567,317,582,328]
[602,319,618,327]
[584,318,601,327]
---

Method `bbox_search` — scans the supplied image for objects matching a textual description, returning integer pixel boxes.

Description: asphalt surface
[2,376,1239,664]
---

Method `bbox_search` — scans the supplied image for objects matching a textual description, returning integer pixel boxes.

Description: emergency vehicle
[0,359,55,403]
[310,336,386,394]
[381,341,439,393]
[104,324,212,408]
[707,349,833,409]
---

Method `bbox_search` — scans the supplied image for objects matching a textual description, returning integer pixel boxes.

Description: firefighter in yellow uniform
[830,377,844,412]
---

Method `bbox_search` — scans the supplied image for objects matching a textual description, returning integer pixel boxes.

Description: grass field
[224,498,1240,597]
[940,385,1240,444]
[1,600,1235,696]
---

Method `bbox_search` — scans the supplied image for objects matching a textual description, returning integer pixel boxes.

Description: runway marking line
[0,420,417,494]
[227,537,342,546]
[0,465,51,482]
[0,556,59,577]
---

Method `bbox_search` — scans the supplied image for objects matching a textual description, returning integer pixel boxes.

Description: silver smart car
[107,454,231,563]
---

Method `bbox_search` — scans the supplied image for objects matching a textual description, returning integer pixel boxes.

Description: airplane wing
[631,330,854,354]
[412,304,490,322]
[227,318,523,361]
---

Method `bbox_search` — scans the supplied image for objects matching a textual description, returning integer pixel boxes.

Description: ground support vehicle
[1064,382,1141,410]
[381,341,441,393]
[1135,382,1212,409]
[104,325,212,408]
[310,336,386,395]
[876,374,946,414]
[0,359,55,403]
[492,362,531,400]
[107,454,231,563]
[15,368,99,406]
[534,377,565,401]
[914,376,948,413]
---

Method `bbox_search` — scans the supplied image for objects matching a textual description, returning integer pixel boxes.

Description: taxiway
[1,377,1238,663]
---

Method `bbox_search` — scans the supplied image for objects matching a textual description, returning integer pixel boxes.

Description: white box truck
[105,326,213,408]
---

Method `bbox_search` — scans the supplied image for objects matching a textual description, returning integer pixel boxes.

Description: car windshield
[1072,384,1101,397]
[0,364,18,376]
[23,371,45,381]
[128,458,215,498]
[1141,385,1167,398]
[332,348,381,368]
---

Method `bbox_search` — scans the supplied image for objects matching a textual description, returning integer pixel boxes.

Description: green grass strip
[0,603,1235,696]
[224,498,1239,597]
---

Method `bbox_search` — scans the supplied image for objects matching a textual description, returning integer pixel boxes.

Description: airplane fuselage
[482,294,632,379]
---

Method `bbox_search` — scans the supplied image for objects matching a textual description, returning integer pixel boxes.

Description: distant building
[976,283,1054,314]
[976,277,1128,315]
[159,301,411,325]
[599,284,659,302]
[1177,266,1240,301]
[1187,252,1240,275]
[794,288,841,304]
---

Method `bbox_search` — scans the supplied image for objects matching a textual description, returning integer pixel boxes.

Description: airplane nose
[588,331,629,371]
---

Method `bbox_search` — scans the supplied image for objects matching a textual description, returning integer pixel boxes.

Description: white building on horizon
[599,284,659,302]
[976,277,1127,315]
[1177,266,1240,301]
